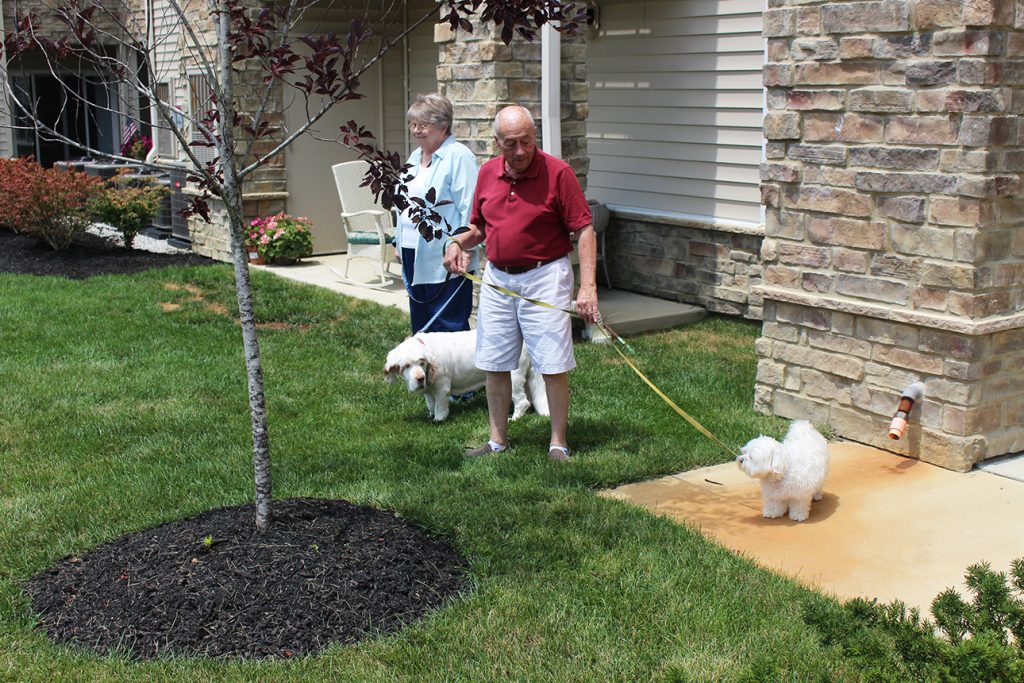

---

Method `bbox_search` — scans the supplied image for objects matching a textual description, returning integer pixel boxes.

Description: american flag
[121,120,139,146]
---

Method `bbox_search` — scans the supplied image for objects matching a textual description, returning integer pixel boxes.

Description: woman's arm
[447,146,479,229]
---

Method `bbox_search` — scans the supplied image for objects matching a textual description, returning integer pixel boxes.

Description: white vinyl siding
[587,0,764,225]
[151,0,181,84]
[382,0,439,157]
[151,0,184,159]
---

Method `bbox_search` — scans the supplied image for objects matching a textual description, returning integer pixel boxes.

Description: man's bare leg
[487,370,512,446]
[544,372,569,451]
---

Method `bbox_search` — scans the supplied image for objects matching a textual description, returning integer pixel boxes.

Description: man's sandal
[548,445,570,462]
[464,440,508,458]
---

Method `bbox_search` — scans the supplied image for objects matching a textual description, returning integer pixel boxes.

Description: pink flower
[260,235,270,245]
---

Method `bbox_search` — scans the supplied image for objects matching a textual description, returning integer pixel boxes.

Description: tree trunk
[217,0,272,529]
[227,194,274,530]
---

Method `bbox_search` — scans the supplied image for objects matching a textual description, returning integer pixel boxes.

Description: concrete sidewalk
[253,253,410,311]
[604,443,1024,613]
[257,252,704,336]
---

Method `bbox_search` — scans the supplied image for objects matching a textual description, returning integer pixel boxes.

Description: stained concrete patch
[603,443,1024,614]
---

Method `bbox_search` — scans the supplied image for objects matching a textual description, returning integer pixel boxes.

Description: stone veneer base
[755,294,1024,472]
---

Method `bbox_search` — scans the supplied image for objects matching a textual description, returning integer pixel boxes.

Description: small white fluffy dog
[384,330,549,422]
[736,420,829,522]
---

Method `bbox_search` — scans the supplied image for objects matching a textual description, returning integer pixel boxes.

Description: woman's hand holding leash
[444,239,469,274]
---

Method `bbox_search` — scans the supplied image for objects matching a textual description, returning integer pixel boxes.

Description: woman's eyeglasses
[408,122,434,131]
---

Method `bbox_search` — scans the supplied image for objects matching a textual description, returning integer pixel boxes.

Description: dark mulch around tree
[0,228,216,279]
[27,498,469,659]
[10,233,469,659]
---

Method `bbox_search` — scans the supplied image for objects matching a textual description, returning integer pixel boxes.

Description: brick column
[755,0,1024,470]
[185,0,287,261]
[435,23,588,180]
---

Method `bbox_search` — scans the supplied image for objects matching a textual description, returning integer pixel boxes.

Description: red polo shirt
[470,149,593,266]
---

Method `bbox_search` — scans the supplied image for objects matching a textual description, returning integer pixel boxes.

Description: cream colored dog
[384,330,549,422]
[736,420,829,522]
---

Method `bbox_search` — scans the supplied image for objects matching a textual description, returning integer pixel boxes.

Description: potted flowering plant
[120,129,153,161]
[246,212,314,264]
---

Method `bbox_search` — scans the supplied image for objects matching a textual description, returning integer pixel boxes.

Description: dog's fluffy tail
[526,368,549,416]
[787,419,824,443]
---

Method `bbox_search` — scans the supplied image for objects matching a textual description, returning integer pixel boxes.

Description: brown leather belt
[489,257,560,275]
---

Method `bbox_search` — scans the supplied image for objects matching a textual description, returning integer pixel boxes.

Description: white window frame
[187,73,217,166]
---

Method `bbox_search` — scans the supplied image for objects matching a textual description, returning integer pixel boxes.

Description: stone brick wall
[183,0,288,262]
[187,191,287,261]
[3,0,126,44]
[435,23,589,179]
[605,211,764,318]
[755,0,1024,470]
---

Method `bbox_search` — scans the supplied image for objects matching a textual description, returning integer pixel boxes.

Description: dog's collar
[414,335,426,346]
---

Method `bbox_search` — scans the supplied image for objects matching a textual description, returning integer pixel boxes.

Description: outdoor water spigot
[888,382,924,440]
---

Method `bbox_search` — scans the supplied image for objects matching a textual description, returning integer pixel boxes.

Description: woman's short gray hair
[407,94,453,135]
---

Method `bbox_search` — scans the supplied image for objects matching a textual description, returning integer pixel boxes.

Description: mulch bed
[0,228,215,279]
[27,499,468,660]
[7,229,470,659]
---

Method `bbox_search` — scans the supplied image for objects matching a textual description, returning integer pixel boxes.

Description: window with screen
[155,82,177,158]
[188,74,216,165]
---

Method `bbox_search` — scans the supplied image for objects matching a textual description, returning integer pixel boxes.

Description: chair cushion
[347,231,383,245]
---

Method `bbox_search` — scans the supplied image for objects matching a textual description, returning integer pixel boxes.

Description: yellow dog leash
[457,268,739,459]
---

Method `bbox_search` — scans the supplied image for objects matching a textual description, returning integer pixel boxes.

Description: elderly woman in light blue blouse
[398,93,479,333]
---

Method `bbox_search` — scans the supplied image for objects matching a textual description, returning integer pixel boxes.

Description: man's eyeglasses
[498,137,534,151]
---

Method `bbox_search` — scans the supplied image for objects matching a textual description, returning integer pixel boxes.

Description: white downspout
[540,22,561,158]
[0,6,10,158]
[760,0,768,226]
[145,0,159,164]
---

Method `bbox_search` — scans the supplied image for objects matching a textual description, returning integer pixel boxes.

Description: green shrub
[89,169,169,248]
[0,157,101,248]
[803,558,1024,682]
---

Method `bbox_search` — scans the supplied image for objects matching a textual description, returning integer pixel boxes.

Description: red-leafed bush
[0,157,102,249]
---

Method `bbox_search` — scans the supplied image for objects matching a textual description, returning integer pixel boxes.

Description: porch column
[755,0,1024,470]
[434,23,589,181]
[185,0,287,261]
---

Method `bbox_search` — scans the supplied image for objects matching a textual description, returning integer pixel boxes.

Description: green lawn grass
[0,265,850,681]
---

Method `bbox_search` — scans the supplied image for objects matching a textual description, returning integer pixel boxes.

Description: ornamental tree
[1,0,583,529]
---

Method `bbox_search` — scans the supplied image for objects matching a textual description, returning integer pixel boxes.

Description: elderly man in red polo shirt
[444,105,599,461]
